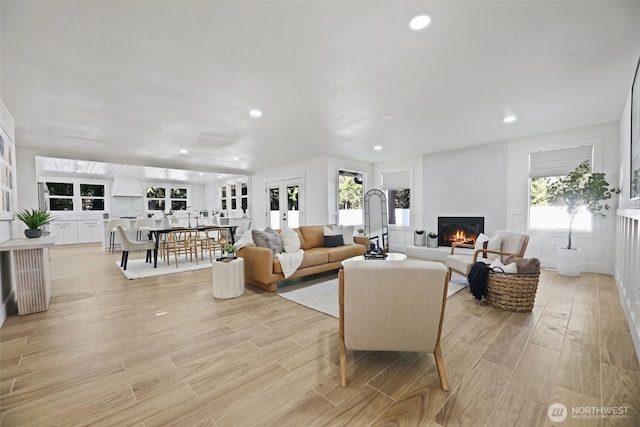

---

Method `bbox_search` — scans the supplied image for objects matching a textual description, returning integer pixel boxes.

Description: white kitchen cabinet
[77,220,104,243]
[49,221,79,245]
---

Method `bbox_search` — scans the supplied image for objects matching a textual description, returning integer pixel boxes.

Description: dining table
[147,224,238,268]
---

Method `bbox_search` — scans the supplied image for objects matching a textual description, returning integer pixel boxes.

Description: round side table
[212,257,245,299]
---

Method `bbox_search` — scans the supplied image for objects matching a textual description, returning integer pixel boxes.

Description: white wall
[422,142,508,237]
[506,121,620,274]
[251,155,373,229]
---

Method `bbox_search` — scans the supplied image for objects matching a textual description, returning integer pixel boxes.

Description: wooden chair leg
[434,342,449,391]
[340,341,347,387]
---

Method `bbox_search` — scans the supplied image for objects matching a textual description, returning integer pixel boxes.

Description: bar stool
[106,218,131,253]
[134,218,157,240]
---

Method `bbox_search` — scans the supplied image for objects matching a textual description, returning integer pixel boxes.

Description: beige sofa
[237,225,368,292]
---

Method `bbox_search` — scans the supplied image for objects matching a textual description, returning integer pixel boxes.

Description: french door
[266,178,304,229]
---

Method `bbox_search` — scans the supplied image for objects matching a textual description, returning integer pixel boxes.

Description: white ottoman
[212,257,245,299]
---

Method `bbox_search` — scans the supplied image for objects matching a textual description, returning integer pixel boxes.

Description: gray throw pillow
[252,228,284,254]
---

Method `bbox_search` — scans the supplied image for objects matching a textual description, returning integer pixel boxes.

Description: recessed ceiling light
[233,156,240,161]
[410,15,431,30]
[250,109,262,117]
[503,115,517,124]
[198,172,204,176]
[179,149,188,154]
[374,145,383,151]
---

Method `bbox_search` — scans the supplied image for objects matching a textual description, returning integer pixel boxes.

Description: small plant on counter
[16,209,53,238]
[224,243,236,253]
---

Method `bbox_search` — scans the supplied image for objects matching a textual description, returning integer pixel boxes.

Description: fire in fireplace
[437,217,485,247]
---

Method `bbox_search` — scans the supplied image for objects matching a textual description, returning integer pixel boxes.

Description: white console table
[0,237,56,315]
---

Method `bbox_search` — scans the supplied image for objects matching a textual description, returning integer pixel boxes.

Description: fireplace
[437,216,484,247]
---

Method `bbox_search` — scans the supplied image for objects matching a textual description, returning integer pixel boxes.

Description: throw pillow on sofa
[327,224,355,245]
[323,225,344,247]
[252,228,284,254]
[281,226,301,253]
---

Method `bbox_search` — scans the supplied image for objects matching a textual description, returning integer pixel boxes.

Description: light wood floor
[1,244,639,426]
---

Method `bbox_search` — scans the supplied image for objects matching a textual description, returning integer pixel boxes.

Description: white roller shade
[529,145,593,178]
[380,169,410,190]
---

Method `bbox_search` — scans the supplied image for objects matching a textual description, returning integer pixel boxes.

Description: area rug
[278,274,468,318]
[115,258,213,280]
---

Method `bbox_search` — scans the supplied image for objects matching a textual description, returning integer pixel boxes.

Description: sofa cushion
[319,244,367,263]
[298,226,325,250]
[273,247,328,273]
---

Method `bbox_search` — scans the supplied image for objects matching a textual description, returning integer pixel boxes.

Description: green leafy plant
[223,243,236,253]
[545,160,620,249]
[16,209,53,229]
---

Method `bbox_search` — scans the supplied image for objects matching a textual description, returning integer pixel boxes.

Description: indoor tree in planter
[545,160,620,275]
[16,208,53,238]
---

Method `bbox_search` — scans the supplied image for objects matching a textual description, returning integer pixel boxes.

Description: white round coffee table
[212,257,245,299]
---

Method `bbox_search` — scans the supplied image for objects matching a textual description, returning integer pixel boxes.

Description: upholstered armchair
[339,260,451,391]
[116,225,156,270]
[446,230,529,277]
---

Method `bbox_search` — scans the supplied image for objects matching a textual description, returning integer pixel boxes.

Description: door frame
[266,178,304,229]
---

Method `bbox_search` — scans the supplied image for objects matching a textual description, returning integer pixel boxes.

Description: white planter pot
[556,247,582,276]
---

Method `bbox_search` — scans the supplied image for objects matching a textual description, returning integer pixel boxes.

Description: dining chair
[164,230,198,267]
[106,218,132,253]
[115,225,156,270]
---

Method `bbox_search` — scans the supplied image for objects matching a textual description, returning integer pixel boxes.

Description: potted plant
[16,209,53,238]
[545,160,620,276]
[223,243,236,259]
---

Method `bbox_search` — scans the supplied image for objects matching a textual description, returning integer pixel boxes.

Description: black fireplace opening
[437,216,485,247]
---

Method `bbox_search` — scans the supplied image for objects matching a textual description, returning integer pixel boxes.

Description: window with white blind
[380,169,411,227]
[529,145,593,230]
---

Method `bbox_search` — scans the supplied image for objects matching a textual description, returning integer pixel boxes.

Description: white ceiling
[2,1,640,178]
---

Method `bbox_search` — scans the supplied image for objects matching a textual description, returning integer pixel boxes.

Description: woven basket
[486,271,540,312]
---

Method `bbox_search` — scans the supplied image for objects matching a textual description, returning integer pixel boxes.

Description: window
[80,184,105,211]
[529,145,593,230]
[146,187,166,212]
[145,186,189,213]
[380,169,411,226]
[47,182,74,211]
[46,181,106,212]
[170,187,187,211]
[338,170,363,226]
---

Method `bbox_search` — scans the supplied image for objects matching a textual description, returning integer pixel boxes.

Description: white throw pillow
[474,233,501,260]
[281,225,301,253]
[474,233,489,251]
[324,225,342,236]
[485,235,502,260]
[341,225,355,245]
[234,229,255,250]
[489,258,518,273]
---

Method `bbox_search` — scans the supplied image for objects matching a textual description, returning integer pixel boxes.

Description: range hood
[111,176,144,197]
